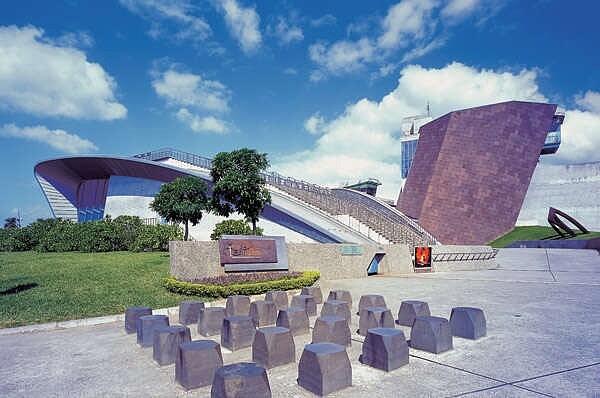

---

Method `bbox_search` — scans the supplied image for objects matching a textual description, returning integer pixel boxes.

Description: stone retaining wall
[169,241,413,281]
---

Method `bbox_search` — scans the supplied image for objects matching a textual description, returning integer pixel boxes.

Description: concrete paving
[0,248,599,397]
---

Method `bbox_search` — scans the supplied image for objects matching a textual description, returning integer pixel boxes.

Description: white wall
[104,195,316,242]
[517,161,600,230]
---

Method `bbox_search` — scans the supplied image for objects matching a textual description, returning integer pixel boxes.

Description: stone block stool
[291,295,317,316]
[358,306,395,336]
[396,300,431,326]
[176,340,223,390]
[152,325,191,366]
[450,307,487,339]
[360,328,409,371]
[301,286,323,304]
[265,290,288,310]
[226,295,251,317]
[211,362,271,398]
[327,290,352,311]
[297,342,352,396]
[410,316,453,354]
[221,316,256,351]
[137,315,169,347]
[358,294,387,316]
[250,300,277,327]
[320,300,351,323]
[252,326,295,368]
[198,307,226,337]
[179,301,205,325]
[276,306,309,336]
[125,306,151,334]
[312,316,351,346]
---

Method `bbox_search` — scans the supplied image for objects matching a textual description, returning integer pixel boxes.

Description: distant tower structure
[400,106,433,181]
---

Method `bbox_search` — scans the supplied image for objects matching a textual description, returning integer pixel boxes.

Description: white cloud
[441,0,480,20]
[271,17,303,45]
[309,38,376,75]
[0,25,127,120]
[283,68,297,75]
[216,0,261,54]
[307,0,501,80]
[48,31,94,48]
[176,109,229,134]
[311,14,336,28]
[0,124,98,153]
[551,91,600,164]
[119,0,212,41]
[576,91,600,114]
[309,1,439,79]
[275,62,549,200]
[309,70,326,83]
[304,113,326,135]
[378,0,438,49]
[152,65,232,134]
[152,67,230,112]
[401,37,446,62]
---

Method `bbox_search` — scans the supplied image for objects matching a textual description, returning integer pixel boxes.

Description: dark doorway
[367,253,385,276]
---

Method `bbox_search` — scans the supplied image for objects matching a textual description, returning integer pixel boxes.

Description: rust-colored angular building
[397,101,560,245]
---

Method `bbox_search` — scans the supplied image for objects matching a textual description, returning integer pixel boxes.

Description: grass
[490,226,600,248]
[0,251,209,329]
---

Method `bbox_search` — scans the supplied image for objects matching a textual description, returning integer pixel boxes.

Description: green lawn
[490,226,600,248]
[0,251,208,329]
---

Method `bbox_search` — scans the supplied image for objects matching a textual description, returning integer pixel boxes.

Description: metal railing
[432,250,498,262]
[133,148,212,170]
[132,148,438,246]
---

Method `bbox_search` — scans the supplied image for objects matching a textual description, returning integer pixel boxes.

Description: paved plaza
[1,248,599,397]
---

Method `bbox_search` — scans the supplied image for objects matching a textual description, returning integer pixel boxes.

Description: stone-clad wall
[398,101,557,245]
[169,241,412,281]
[286,243,412,279]
[169,241,222,282]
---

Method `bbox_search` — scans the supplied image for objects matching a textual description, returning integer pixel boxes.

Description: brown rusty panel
[219,238,278,264]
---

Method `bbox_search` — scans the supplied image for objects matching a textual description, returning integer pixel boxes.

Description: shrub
[210,219,263,240]
[0,216,184,253]
[0,228,27,252]
[163,270,320,298]
[36,219,80,252]
[112,215,144,250]
[131,224,183,252]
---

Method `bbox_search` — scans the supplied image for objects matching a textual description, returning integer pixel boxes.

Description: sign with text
[219,238,278,264]
[340,245,363,256]
[219,235,288,272]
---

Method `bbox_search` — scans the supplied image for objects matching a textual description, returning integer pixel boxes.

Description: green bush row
[210,219,263,240]
[163,270,320,298]
[0,216,183,252]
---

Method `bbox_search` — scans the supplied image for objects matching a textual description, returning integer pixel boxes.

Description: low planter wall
[169,241,413,281]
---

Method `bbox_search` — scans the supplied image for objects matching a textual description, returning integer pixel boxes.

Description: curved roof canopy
[35,156,193,206]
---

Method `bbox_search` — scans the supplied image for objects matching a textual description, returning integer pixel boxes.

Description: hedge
[163,270,320,298]
[0,216,183,252]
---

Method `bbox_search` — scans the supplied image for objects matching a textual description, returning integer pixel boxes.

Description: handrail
[331,188,438,244]
[133,148,213,170]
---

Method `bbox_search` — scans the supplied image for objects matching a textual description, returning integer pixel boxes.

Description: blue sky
[1,0,599,224]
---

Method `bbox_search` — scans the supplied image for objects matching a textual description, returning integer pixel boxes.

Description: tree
[4,217,19,229]
[210,219,263,241]
[150,176,211,241]
[210,148,271,235]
